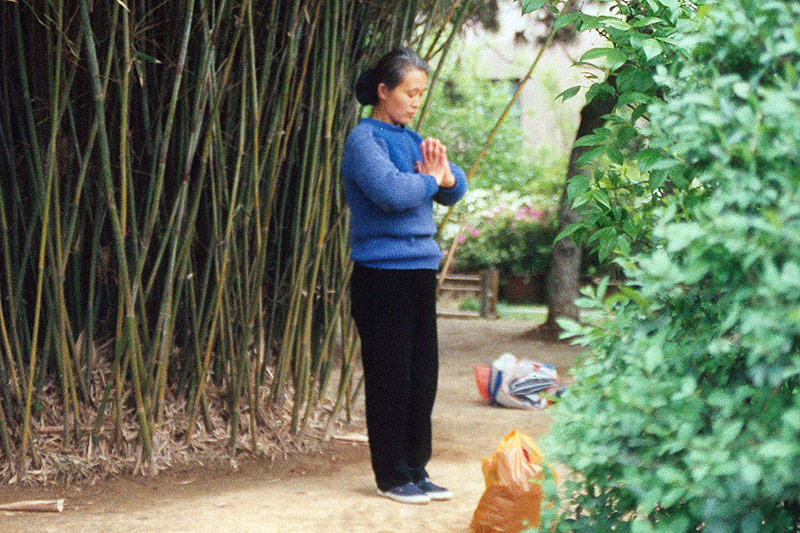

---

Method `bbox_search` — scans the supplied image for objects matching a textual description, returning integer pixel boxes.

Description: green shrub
[443,188,558,278]
[538,1,800,531]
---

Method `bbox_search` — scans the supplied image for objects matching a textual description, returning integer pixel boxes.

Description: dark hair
[354,48,429,106]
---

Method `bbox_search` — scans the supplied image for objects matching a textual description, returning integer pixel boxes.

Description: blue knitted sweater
[341,118,468,270]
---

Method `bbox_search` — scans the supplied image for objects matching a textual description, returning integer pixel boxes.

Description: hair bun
[355,68,379,106]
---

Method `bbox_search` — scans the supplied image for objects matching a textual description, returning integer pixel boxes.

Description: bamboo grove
[0,0,477,479]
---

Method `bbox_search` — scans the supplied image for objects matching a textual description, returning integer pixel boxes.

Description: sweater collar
[360,117,408,132]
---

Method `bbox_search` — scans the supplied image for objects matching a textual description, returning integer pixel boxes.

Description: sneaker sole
[376,489,430,504]
[425,491,452,501]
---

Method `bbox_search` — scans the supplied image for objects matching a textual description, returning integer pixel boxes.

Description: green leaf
[656,465,684,485]
[760,440,795,458]
[618,66,656,92]
[598,236,616,262]
[696,4,712,18]
[573,133,604,148]
[556,85,581,102]
[576,145,607,167]
[618,91,653,107]
[632,16,667,28]
[567,175,590,199]
[644,344,664,373]
[665,222,704,253]
[632,518,655,533]
[720,420,743,445]
[585,82,616,104]
[554,12,583,31]
[619,286,649,308]
[592,190,611,210]
[588,226,615,245]
[631,103,649,122]
[637,148,664,169]
[590,227,616,261]
[579,47,628,71]
[740,462,762,485]
[555,223,581,244]
[597,16,632,32]
[520,0,546,14]
[783,409,800,430]
[642,38,663,61]
[607,148,624,165]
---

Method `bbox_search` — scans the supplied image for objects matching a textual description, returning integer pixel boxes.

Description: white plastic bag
[488,353,564,409]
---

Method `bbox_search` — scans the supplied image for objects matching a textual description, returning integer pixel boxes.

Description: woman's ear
[376,82,390,101]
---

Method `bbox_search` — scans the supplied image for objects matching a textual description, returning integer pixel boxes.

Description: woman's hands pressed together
[415,137,456,189]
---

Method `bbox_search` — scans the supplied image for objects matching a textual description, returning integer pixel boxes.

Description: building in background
[460,1,605,155]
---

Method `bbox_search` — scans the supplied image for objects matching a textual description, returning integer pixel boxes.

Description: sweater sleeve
[434,161,468,206]
[342,127,440,213]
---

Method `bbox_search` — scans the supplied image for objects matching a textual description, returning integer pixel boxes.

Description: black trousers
[350,262,439,491]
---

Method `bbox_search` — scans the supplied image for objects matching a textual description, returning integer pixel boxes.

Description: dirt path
[0,318,581,533]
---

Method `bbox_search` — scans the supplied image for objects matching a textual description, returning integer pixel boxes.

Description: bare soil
[0,318,582,533]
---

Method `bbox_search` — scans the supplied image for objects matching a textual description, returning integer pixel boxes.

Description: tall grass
[0,0,470,479]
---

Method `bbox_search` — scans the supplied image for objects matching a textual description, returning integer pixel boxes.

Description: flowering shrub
[438,188,558,278]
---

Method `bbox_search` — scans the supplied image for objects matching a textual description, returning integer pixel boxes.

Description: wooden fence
[437,269,499,319]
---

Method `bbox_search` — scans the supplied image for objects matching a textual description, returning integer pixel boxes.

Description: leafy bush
[552,0,702,261]
[533,1,800,531]
[443,188,558,278]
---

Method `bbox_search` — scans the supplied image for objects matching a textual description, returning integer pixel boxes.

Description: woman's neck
[370,108,402,127]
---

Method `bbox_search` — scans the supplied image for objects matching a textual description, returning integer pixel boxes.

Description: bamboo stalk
[15,0,69,475]
[415,1,471,131]
[0,499,64,513]
[186,0,250,441]
[0,0,466,479]
[79,0,152,460]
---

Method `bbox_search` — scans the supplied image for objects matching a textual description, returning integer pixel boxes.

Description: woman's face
[374,68,428,126]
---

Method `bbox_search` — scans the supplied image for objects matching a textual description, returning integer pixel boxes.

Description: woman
[341,48,467,504]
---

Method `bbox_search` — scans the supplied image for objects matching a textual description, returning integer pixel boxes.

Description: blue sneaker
[417,478,452,501]
[377,481,431,504]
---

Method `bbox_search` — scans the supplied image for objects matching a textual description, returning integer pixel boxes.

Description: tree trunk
[532,91,617,339]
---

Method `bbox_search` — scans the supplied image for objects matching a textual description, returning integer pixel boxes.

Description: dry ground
[0,318,582,533]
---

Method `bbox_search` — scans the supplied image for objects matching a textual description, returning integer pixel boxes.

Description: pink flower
[516,206,545,221]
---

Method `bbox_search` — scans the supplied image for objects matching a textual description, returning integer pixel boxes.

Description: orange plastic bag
[470,430,546,533]
[473,364,491,402]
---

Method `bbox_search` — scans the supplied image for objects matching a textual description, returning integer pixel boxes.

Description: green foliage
[0,0,434,476]
[442,188,558,278]
[521,0,548,14]
[552,0,700,261]
[422,50,566,196]
[534,0,800,531]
